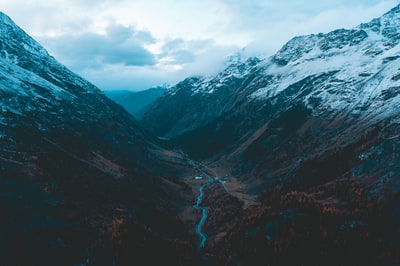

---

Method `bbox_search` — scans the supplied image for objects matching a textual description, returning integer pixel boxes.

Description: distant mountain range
[105,86,166,119]
[2,4,400,265]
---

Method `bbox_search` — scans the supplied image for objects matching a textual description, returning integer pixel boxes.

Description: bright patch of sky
[0,0,398,90]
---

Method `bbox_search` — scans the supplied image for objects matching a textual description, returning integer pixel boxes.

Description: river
[187,157,215,249]
[193,183,208,248]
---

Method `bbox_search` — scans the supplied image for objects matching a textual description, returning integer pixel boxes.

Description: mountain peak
[0,11,49,61]
[273,4,400,66]
[386,3,400,15]
[380,4,400,33]
[0,11,15,25]
[357,4,400,44]
[0,11,25,36]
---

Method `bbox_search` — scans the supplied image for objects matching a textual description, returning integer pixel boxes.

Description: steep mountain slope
[105,86,166,119]
[0,12,199,265]
[141,5,400,264]
[141,57,262,138]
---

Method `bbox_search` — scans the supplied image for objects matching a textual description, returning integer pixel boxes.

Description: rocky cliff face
[0,12,199,265]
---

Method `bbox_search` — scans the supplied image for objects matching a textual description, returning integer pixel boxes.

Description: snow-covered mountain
[0,11,115,128]
[143,5,400,139]
[251,5,400,120]
[0,12,197,265]
[140,6,400,264]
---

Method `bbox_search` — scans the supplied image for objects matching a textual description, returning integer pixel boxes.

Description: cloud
[158,38,218,65]
[80,64,176,91]
[40,22,156,71]
[2,0,399,91]
[78,45,239,91]
[70,0,124,8]
[74,39,238,91]
[177,44,238,78]
[216,0,399,56]
[37,25,239,90]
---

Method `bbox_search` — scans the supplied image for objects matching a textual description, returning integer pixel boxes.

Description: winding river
[193,183,208,248]
[188,158,215,249]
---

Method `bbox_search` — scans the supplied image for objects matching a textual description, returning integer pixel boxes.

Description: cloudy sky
[1,0,398,91]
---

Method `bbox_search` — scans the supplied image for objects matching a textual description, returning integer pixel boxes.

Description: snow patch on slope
[249,6,400,120]
[167,57,262,96]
